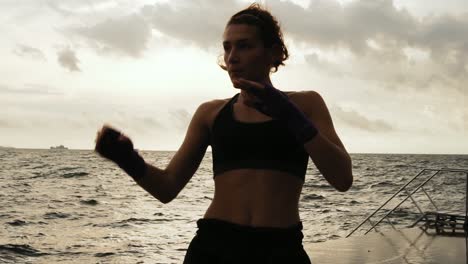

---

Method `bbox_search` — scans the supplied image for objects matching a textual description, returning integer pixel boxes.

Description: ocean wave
[57,166,82,171]
[94,252,115,257]
[308,183,333,189]
[90,217,162,228]
[29,172,47,179]
[0,244,48,257]
[62,172,89,178]
[80,199,99,206]
[116,218,153,224]
[31,164,50,170]
[7,220,27,226]
[2,150,466,263]
[369,181,397,189]
[327,234,341,240]
[43,212,71,219]
[302,194,325,201]
[336,208,351,212]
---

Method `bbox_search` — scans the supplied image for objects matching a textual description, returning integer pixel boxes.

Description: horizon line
[2,147,467,156]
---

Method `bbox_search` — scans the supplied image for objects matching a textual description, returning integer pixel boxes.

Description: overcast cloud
[13,44,46,61]
[132,0,468,94]
[168,108,191,132]
[141,0,242,50]
[268,0,468,94]
[0,83,62,96]
[333,106,395,132]
[1,0,466,153]
[52,0,468,94]
[69,14,152,57]
[57,47,81,72]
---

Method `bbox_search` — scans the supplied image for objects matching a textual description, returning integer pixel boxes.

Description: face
[222,24,273,83]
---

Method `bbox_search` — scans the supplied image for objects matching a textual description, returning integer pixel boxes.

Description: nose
[226,48,239,65]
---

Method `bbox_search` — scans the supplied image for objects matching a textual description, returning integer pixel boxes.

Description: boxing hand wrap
[248,84,318,144]
[95,128,147,181]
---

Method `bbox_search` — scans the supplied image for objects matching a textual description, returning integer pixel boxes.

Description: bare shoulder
[286,90,347,151]
[196,97,231,129]
[287,90,326,116]
[200,98,229,110]
[287,90,322,100]
[198,98,230,116]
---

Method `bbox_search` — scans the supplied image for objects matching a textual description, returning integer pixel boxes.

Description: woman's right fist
[94,125,147,181]
[95,125,134,164]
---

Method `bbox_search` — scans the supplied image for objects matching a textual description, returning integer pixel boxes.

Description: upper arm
[165,102,212,197]
[302,91,347,152]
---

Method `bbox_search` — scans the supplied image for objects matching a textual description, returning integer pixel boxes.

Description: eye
[238,43,250,49]
[223,44,231,52]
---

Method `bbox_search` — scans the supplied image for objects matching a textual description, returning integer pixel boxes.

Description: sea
[0,148,467,263]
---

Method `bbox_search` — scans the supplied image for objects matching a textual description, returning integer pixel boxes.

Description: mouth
[229,70,243,76]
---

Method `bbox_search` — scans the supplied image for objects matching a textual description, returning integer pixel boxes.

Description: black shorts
[183,218,312,264]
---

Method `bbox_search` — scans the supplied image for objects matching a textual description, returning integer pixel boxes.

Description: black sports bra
[210,93,309,181]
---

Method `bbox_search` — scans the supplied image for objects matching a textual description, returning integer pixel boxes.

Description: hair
[219,3,289,73]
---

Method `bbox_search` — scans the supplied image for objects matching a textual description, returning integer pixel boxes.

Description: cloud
[305,52,346,77]
[68,14,151,57]
[269,0,418,53]
[262,0,468,94]
[332,106,394,132]
[46,1,74,17]
[464,112,468,131]
[45,0,128,17]
[141,0,243,50]
[0,96,167,133]
[137,0,468,94]
[57,47,81,72]
[0,118,17,129]
[453,106,468,132]
[13,44,46,61]
[0,83,62,95]
[168,108,191,132]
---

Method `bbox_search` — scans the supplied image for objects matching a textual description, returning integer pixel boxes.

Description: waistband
[195,218,304,248]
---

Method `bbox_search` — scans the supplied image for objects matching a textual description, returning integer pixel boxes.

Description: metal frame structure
[347,168,468,238]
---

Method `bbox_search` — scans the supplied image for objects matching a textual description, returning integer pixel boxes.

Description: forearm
[134,163,174,204]
[95,126,179,203]
[304,133,353,192]
[234,81,353,190]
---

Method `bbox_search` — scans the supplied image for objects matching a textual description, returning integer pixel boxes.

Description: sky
[1,0,467,154]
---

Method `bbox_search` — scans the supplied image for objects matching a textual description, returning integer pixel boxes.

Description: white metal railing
[347,168,468,237]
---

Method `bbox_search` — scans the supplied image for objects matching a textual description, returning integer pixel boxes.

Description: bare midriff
[203,168,303,228]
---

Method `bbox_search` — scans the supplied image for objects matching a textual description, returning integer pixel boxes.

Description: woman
[95,3,353,263]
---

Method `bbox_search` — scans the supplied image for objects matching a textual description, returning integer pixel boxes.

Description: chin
[230,73,244,79]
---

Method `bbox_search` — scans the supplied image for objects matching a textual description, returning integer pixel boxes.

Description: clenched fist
[95,125,147,181]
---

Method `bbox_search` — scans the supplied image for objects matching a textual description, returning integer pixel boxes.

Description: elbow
[158,188,178,204]
[336,168,353,192]
[325,159,353,192]
[160,197,172,204]
[158,194,172,204]
[337,155,353,192]
[156,170,180,204]
[322,169,353,192]
[158,192,176,204]
[145,183,176,204]
[336,177,353,192]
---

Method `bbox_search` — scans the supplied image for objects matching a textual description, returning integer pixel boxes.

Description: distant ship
[50,145,68,150]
